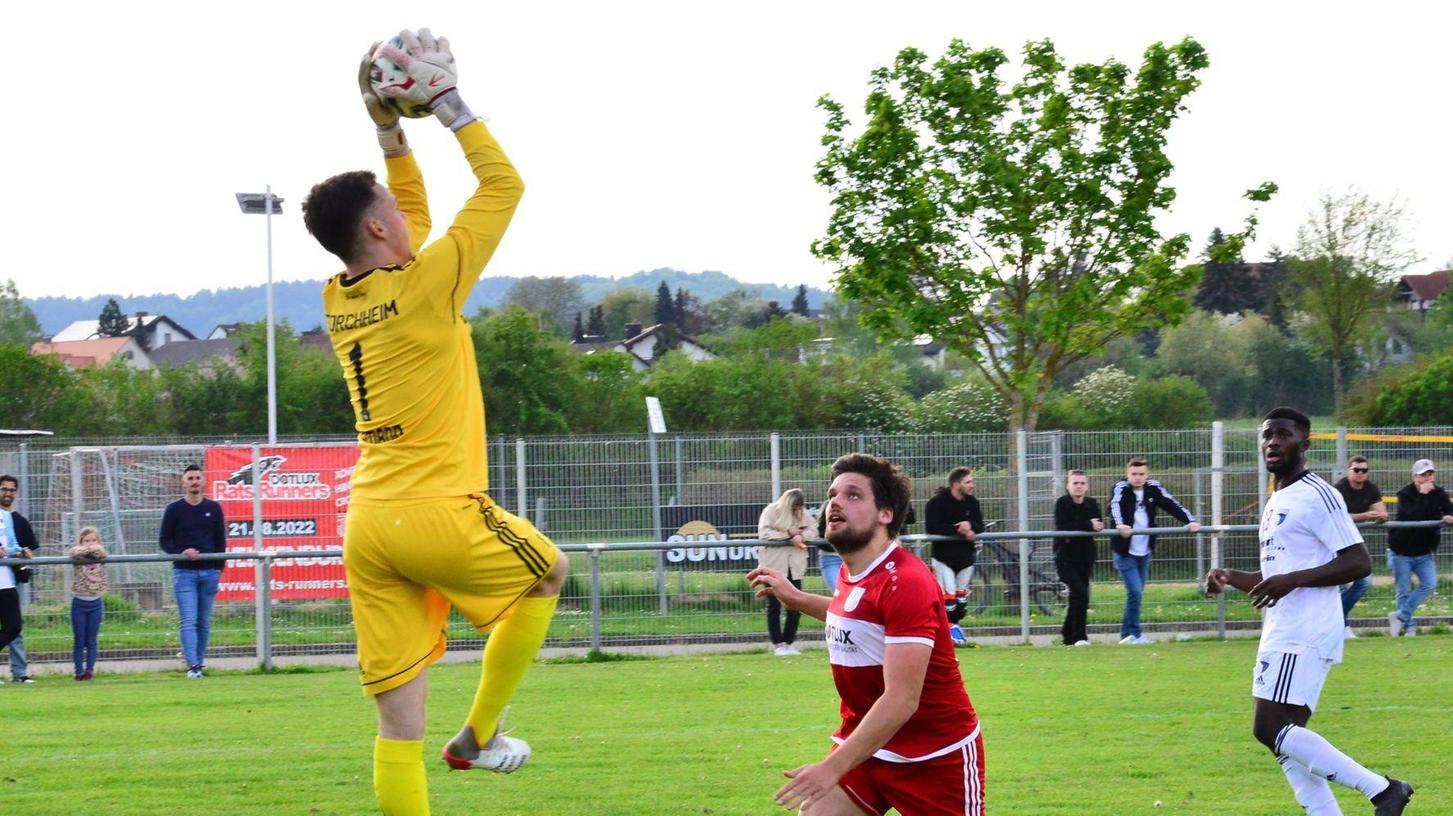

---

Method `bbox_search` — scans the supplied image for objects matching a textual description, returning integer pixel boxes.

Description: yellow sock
[374,736,429,816]
[466,593,559,743]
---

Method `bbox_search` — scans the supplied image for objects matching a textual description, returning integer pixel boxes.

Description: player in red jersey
[748,453,985,816]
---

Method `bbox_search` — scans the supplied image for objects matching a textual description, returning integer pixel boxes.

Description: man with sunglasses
[1331,456,1386,638]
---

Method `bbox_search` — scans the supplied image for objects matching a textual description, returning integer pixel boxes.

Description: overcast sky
[8,1,1450,300]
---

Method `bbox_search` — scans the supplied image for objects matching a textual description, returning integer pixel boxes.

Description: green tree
[1288,189,1419,413]
[472,307,583,434]
[1152,310,1252,417]
[791,285,810,316]
[160,362,251,436]
[0,280,42,345]
[97,298,130,337]
[0,343,76,429]
[573,351,645,432]
[812,37,1273,430]
[654,281,676,326]
[1193,229,1255,315]
[673,287,704,335]
[501,276,586,337]
[586,305,607,337]
[597,288,655,339]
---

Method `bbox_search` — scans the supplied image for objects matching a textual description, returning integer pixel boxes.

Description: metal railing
[6,520,1445,670]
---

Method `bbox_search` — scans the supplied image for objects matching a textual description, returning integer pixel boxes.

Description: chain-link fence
[1,424,1449,671]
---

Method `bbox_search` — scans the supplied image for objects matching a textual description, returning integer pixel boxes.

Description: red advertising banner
[205,445,359,601]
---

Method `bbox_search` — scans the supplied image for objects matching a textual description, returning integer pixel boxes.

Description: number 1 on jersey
[349,341,371,421]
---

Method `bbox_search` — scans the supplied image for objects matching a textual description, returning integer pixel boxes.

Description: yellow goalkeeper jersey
[322,121,524,502]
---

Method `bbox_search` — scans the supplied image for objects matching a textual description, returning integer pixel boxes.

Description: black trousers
[1056,559,1093,645]
[0,587,21,653]
[767,578,804,645]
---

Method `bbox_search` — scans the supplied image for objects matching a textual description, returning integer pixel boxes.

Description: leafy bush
[1344,353,1453,426]
[1128,375,1214,428]
[913,378,1009,433]
[1072,366,1137,428]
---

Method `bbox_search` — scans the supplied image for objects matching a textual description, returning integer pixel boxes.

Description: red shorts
[837,734,986,816]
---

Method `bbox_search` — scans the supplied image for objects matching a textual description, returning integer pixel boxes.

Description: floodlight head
[236,192,285,215]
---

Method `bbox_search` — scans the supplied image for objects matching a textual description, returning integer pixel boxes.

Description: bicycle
[958,527,1067,618]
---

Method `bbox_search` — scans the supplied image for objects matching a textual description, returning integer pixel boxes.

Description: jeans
[71,597,104,675]
[8,582,27,679]
[1113,552,1151,639]
[173,568,221,668]
[820,553,843,593]
[1388,553,1437,630]
[766,577,803,645]
[1057,558,1093,645]
[1339,575,1372,624]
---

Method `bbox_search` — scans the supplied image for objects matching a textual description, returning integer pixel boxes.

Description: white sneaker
[1344,626,1358,639]
[1388,612,1404,637]
[1073,640,1091,647]
[442,715,532,773]
[773,645,792,656]
[1133,636,1154,645]
[781,645,801,656]
[1405,627,1417,638]
[1118,635,1137,644]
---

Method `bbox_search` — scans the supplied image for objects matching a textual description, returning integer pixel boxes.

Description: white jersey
[1257,471,1363,662]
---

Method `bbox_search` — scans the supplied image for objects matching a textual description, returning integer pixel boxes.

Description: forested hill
[27,269,830,336]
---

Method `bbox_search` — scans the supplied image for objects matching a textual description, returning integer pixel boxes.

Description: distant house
[53,312,195,349]
[1396,271,1450,313]
[298,327,334,355]
[208,323,242,339]
[572,322,714,371]
[147,337,242,369]
[32,337,152,370]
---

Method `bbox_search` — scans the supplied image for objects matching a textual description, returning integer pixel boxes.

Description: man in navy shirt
[159,465,227,678]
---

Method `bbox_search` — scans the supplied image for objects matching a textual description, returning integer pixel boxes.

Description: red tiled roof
[1400,270,1450,302]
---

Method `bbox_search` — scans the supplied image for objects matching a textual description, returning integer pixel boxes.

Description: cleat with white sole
[442,719,531,773]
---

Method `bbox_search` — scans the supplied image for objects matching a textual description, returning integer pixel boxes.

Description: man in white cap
[1386,458,1453,636]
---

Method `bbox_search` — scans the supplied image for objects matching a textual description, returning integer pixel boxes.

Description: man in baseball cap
[1386,458,1453,636]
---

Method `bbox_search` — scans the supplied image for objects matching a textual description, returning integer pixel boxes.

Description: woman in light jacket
[757,488,813,655]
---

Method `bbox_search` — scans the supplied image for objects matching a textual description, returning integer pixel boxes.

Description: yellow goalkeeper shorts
[342,493,559,695]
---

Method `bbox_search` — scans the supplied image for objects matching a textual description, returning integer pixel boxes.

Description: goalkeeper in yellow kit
[301,29,567,815]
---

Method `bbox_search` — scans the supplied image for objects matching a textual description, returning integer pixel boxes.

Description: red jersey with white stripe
[827,542,979,762]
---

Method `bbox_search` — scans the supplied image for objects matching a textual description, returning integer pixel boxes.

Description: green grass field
[8,635,1448,815]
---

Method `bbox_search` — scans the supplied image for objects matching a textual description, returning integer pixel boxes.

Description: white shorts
[1252,650,1334,711]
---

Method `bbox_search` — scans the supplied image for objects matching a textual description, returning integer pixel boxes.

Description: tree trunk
[1331,355,1345,416]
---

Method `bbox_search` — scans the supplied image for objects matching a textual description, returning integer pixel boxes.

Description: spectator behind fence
[925,467,984,645]
[0,474,37,684]
[1385,459,1453,637]
[757,488,814,656]
[1332,456,1387,639]
[1108,458,1199,645]
[159,464,226,679]
[1054,471,1103,647]
[69,526,109,680]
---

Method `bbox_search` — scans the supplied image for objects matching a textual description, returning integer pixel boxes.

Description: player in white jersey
[1205,407,1413,816]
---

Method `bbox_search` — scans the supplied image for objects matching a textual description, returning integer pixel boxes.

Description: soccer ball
[369,35,432,119]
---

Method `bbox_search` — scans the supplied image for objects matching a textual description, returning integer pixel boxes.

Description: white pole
[265,185,278,445]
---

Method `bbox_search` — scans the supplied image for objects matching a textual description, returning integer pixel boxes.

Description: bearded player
[302,30,567,815]
[1205,408,1412,816]
[748,454,984,815]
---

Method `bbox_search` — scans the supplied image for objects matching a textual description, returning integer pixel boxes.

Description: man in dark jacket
[925,467,984,635]
[159,465,227,678]
[1386,459,1453,636]
[1054,471,1103,646]
[1108,458,1198,644]
[0,475,38,684]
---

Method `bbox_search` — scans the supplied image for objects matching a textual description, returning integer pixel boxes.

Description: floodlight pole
[237,189,284,444]
[264,185,277,444]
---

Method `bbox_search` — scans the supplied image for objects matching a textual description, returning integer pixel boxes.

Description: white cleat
[442,712,532,773]
[1387,612,1404,637]
[1072,640,1091,647]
